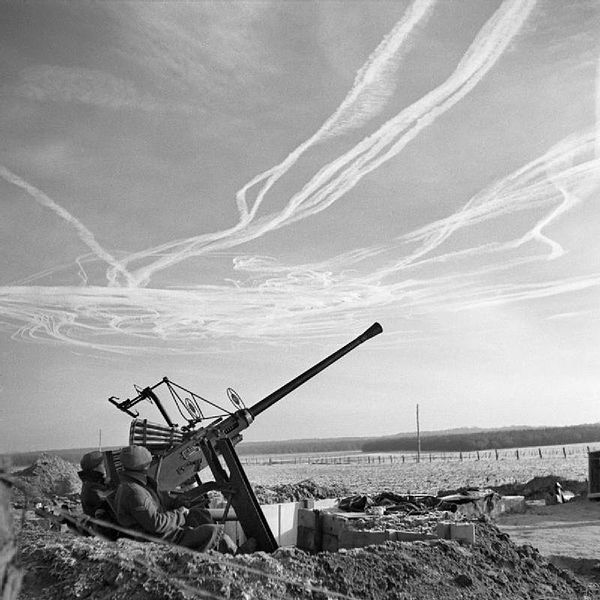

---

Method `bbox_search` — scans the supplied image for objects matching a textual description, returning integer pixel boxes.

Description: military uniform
[78,451,118,539]
[78,469,111,518]
[114,445,233,553]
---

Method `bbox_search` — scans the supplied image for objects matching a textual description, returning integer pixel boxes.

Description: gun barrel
[248,322,382,419]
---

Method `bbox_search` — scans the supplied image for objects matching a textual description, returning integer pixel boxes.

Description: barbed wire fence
[239,443,600,466]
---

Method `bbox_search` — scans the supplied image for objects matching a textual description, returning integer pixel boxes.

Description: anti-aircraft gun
[108,322,382,552]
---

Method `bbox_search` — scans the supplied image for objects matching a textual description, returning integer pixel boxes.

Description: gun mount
[108,322,382,552]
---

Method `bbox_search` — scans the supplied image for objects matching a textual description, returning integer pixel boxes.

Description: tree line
[361,423,600,453]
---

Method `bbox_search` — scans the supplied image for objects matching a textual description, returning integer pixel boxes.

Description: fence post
[515,449,519,460]
[429,453,432,462]
[459,451,463,461]
[495,449,499,461]
[476,451,480,461]
[538,448,542,459]
[563,447,567,459]
[402,455,405,464]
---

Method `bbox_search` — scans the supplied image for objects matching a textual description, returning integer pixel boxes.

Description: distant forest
[237,437,367,455]
[361,423,600,453]
[4,423,600,467]
[3,447,113,468]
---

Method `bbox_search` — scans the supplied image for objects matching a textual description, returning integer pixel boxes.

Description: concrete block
[436,522,452,540]
[279,502,300,546]
[450,523,475,544]
[338,529,387,549]
[320,512,346,536]
[297,508,317,529]
[260,504,280,541]
[296,526,316,552]
[322,532,339,552]
[393,530,437,542]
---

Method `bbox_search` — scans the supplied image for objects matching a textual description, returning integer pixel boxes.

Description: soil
[496,497,600,585]
[492,476,588,499]
[254,479,353,504]
[15,518,593,600]
[11,454,81,505]
[8,454,600,599]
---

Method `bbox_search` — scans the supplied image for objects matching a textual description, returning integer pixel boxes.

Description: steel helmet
[80,451,105,472]
[120,445,153,471]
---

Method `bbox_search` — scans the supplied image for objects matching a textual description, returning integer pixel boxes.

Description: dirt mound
[16,517,588,600]
[12,454,81,502]
[493,476,587,499]
[253,479,352,503]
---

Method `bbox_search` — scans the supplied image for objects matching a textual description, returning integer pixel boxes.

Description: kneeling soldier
[114,445,240,553]
[77,451,118,539]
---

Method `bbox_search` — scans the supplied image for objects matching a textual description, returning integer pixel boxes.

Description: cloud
[0,165,134,286]
[112,0,537,287]
[318,0,437,138]
[106,1,278,109]
[596,54,600,158]
[14,65,200,114]
[3,0,599,354]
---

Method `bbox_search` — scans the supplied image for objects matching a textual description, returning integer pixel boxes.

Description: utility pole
[98,428,102,451]
[416,404,421,463]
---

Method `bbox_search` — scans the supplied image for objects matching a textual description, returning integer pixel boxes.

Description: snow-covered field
[246,454,590,494]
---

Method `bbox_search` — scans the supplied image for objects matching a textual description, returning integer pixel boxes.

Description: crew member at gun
[78,450,119,539]
[114,445,243,554]
[78,451,113,519]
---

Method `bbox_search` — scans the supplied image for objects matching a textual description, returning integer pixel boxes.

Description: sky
[0,0,599,453]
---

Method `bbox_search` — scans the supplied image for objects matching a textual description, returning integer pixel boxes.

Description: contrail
[317,0,438,138]
[596,53,600,159]
[275,0,538,225]
[0,166,135,287]
[107,0,437,287]
[396,131,598,261]
[114,0,535,288]
[234,0,437,222]
[4,0,600,354]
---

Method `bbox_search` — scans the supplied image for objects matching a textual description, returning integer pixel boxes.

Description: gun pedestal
[202,438,277,552]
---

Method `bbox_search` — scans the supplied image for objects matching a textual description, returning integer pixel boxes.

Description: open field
[245,454,591,494]
[9,451,600,600]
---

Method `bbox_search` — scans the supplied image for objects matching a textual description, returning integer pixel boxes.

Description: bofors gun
[108,322,382,552]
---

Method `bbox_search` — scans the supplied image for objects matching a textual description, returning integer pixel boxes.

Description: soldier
[78,451,111,518]
[114,445,243,553]
[77,451,118,539]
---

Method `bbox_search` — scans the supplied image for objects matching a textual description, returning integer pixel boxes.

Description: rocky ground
[7,454,600,600]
